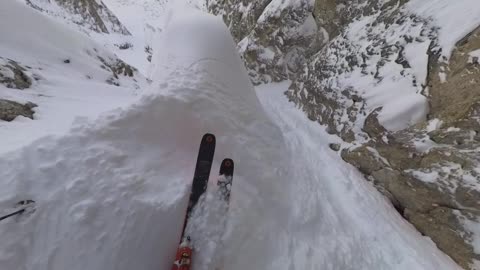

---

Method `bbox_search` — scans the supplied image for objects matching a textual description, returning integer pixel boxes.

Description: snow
[101,0,169,73]
[336,13,431,132]
[406,170,440,184]
[338,66,428,131]
[259,47,276,61]
[406,0,480,59]
[0,0,142,154]
[439,72,447,83]
[258,0,313,23]
[447,127,461,132]
[469,49,480,64]
[427,118,444,132]
[316,0,479,134]
[404,41,431,86]
[407,162,480,194]
[0,1,467,270]
[455,210,480,269]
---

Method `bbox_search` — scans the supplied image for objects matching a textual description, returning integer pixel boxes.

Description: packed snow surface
[0,2,464,270]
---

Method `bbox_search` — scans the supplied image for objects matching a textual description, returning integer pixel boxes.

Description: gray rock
[329,143,341,151]
[209,0,319,84]
[211,0,480,267]
[26,0,130,35]
[0,58,32,89]
[0,99,37,121]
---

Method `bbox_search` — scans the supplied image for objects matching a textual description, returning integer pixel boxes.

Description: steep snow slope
[0,0,142,154]
[0,5,462,270]
[101,0,169,73]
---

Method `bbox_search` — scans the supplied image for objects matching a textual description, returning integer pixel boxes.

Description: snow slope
[407,0,480,59]
[0,0,142,154]
[0,2,464,270]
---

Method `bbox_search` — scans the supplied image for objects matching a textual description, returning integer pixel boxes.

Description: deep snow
[0,1,467,270]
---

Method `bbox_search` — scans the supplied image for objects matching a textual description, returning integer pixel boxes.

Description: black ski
[181,133,216,239]
[217,158,234,202]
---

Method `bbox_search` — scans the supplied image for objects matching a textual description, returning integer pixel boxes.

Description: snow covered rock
[25,0,131,35]
[211,0,480,268]
[208,0,323,84]
[0,58,32,90]
[0,99,37,121]
[338,3,480,268]
[0,0,143,153]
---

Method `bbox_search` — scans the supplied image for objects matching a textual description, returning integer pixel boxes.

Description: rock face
[209,0,480,268]
[97,55,137,86]
[208,0,323,84]
[0,58,32,90]
[25,0,130,35]
[0,99,37,121]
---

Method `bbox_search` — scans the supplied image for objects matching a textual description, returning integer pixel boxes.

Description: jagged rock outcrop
[287,1,434,142]
[25,0,130,35]
[0,58,32,89]
[208,0,324,84]
[209,0,480,268]
[342,114,480,268]
[97,55,136,86]
[0,99,37,121]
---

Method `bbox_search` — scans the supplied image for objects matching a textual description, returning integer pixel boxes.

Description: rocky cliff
[25,0,131,35]
[208,0,480,268]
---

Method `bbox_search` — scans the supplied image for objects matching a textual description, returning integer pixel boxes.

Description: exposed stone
[329,143,341,151]
[97,56,136,86]
[211,0,480,267]
[363,107,388,140]
[341,146,386,175]
[0,58,32,89]
[427,26,480,123]
[26,0,130,35]
[405,207,479,270]
[0,99,37,121]
[209,0,320,84]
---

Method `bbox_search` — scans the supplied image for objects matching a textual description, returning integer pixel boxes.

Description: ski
[213,159,234,270]
[171,133,216,270]
[217,158,234,202]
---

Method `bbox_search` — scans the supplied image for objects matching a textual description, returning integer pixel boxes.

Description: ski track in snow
[0,2,465,270]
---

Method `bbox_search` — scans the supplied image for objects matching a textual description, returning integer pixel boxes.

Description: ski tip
[222,158,233,167]
[202,133,215,144]
[220,158,234,176]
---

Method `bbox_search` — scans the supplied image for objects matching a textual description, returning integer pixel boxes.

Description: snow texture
[406,0,480,59]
